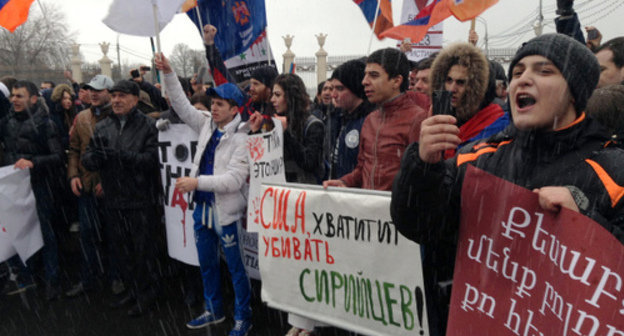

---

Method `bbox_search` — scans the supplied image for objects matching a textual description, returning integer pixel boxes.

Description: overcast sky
[53,0,624,69]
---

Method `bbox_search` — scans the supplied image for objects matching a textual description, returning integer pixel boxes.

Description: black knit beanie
[250,66,278,88]
[508,33,599,114]
[330,59,366,99]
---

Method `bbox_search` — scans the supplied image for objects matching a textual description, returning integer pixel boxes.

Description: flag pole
[195,6,205,39]
[152,0,166,95]
[195,5,216,88]
[265,28,273,66]
[367,0,382,55]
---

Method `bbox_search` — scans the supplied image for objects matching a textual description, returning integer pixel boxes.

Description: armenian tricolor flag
[354,0,394,39]
[381,0,497,43]
[0,0,35,32]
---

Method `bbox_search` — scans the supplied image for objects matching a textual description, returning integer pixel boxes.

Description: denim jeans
[193,203,251,320]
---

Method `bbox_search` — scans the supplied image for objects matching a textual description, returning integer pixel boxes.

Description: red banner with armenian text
[447,166,624,335]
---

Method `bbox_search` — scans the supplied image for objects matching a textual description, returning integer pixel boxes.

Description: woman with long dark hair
[270,73,325,184]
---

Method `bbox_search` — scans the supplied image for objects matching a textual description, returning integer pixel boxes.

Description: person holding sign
[391,33,624,335]
[155,54,252,336]
[251,73,326,335]
[250,73,326,185]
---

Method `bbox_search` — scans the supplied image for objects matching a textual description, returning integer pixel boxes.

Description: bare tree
[169,43,204,78]
[0,1,72,79]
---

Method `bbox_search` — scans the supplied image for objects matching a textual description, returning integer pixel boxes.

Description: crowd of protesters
[1,0,624,335]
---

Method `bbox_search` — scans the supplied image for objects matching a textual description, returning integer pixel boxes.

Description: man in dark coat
[326,59,375,179]
[0,80,65,300]
[82,80,161,316]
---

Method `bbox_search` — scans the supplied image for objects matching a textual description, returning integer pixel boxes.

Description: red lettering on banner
[294,191,306,234]
[262,235,333,264]
[259,187,307,234]
[170,188,188,247]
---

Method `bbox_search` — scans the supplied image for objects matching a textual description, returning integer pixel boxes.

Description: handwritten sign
[246,119,286,232]
[158,125,199,266]
[448,166,624,335]
[0,166,43,263]
[259,184,429,336]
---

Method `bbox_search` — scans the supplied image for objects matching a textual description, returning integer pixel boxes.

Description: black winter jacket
[0,103,64,187]
[390,114,624,334]
[82,108,160,209]
[329,101,374,179]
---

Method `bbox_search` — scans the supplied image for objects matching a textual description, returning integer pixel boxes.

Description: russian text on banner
[259,183,429,336]
[0,166,43,263]
[246,118,285,233]
[447,166,624,335]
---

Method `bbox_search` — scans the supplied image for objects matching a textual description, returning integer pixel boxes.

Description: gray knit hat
[330,59,366,99]
[508,33,600,114]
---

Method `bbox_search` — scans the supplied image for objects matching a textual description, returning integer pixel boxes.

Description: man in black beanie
[325,59,375,179]
[391,33,624,335]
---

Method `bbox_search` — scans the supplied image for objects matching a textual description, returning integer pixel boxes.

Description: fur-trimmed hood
[430,43,489,122]
[51,83,74,103]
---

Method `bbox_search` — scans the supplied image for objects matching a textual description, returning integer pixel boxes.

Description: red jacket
[340,91,429,191]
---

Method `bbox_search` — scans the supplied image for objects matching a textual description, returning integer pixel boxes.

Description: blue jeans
[193,203,251,320]
[77,193,102,285]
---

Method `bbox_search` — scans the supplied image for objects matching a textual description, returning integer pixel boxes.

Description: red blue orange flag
[380,0,497,42]
[450,0,498,21]
[0,0,35,32]
[354,0,394,39]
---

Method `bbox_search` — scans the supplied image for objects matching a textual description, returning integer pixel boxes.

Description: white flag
[0,166,43,263]
[103,0,186,37]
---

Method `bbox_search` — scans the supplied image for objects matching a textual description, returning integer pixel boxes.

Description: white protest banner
[246,119,285,232]
[398,0,443,62]
[259,183,429,336]
[243,119,285,280]
[0,166,43,263]
[158,124,199,266]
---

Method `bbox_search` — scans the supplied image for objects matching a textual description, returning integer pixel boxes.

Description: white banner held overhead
[259,184,429,336]
[0,166,43,263]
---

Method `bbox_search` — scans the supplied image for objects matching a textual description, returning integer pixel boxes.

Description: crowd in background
[1,0,624,335]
